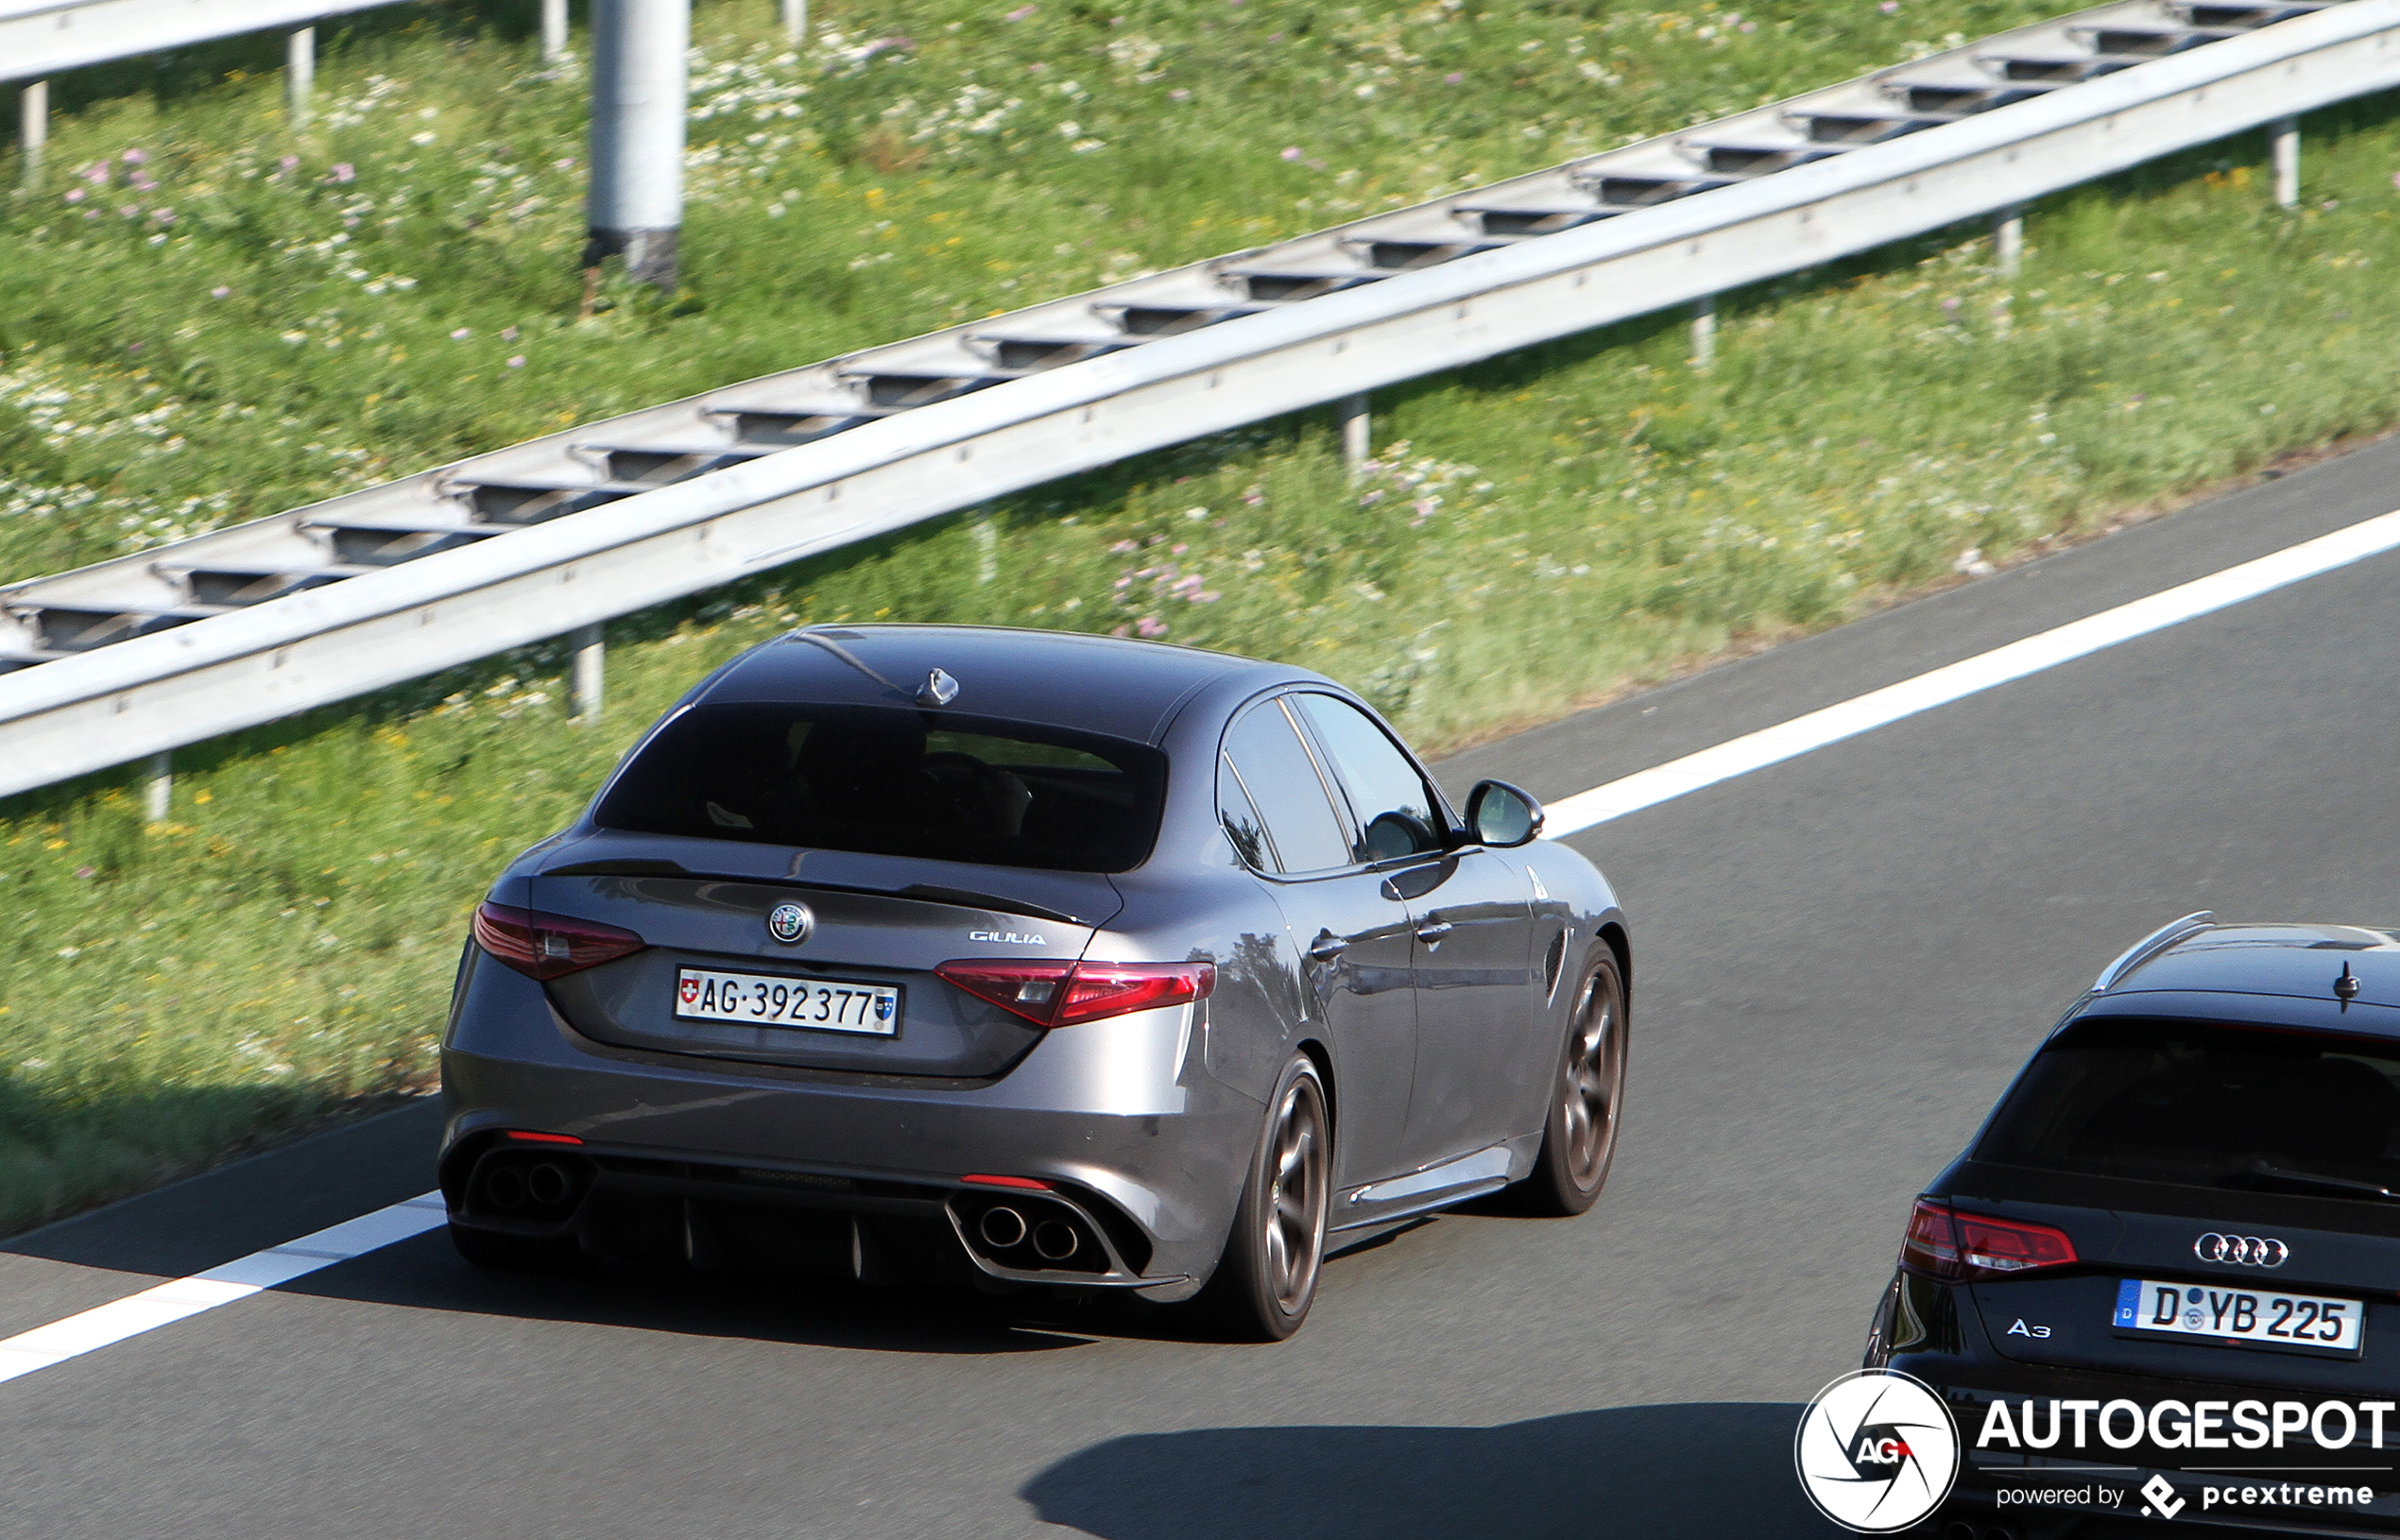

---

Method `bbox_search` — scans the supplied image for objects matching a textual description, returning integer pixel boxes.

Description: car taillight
[472,901,647,981]
[1900,1197,2078,1281]
[935,959,1214,1028]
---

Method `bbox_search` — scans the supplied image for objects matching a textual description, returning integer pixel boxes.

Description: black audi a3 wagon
[1871,915,2400,1537]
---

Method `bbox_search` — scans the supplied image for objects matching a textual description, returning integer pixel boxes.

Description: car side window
[1221,702,1354,874]
[1216,755,1274,871]
[1291,694,1446,863]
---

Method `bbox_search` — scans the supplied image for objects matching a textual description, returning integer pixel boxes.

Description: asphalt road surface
[6,436,2399,1539]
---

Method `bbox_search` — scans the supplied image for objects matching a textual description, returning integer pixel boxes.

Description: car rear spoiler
[2091,911,2215,994]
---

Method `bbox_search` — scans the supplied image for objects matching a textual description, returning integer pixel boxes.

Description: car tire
[1508,950,1627,1217]
[1195,1053,1332,1342]
[448,1220,581,1273]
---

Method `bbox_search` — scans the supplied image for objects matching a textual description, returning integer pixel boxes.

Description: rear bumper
[440,955,1261,1300]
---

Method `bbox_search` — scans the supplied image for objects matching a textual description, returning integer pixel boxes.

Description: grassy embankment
[3,0,2399,1234]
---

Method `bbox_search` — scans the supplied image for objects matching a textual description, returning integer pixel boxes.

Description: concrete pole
[585,0,689,293]
[17,79,46,188]
[2270,115,2299,209]
[570,624,606,722]
[780,0,807,44]
[542,0,571,60]
[1336,392,1371,473]
[1993,203,2024,278]
[144,751,172,823]
[287,27,316,128]
[1689,295,1717,371]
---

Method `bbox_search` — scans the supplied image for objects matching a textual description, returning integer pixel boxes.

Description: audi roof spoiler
[2091,911,2216,994]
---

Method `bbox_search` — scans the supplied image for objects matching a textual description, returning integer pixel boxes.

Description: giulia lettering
[968,931,1048,946]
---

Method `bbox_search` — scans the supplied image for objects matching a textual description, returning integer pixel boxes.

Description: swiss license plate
[2114,1278,2365,1356]
[675,967,900,1036]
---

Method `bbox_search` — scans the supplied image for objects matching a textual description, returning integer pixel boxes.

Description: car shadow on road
[269,1227,1138,1356]
[1021,1401,1838,1540]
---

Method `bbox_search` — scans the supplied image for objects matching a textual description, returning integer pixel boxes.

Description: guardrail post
[972,511,998,583]
[584,0,689,294]
[2270,115,2299,209]
[16,79,45,188]
[144,751,171,823]
[1689,295,1716,371]
[780,0,806,44]
[286,27,315,128]
[1994,203,2025,278]
[543,0,570,60]
[1336,392,1371,473]
[570,624,605,722]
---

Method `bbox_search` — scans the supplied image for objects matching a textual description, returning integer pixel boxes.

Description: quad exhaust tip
[476,1153,584,1215]
[1032,1220,1080,1261]
[526,1161,573,1207]
[977,1206,1029,1250]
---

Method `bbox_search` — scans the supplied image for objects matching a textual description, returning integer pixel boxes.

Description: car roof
[697,624,1309,745]
[2082,921,2400,1037]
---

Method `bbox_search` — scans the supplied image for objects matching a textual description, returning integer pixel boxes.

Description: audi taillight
[472,901,647,981]
[1900,1198,2078,1281]
[935,959,1214,1028]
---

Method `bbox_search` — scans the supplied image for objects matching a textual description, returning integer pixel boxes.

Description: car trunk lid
[530,838,1115,1077]
[1940,1160,2400,1390]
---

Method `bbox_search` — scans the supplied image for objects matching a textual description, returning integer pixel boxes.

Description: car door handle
[1307,931,1348,962]
[1414,920,1454,944]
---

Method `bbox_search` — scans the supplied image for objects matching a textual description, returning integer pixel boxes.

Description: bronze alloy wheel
[1261,1070,1330,1312]
[1560,963,1626,1190]
[1200,1054,1332,1340]
[1511,952,1627,1216]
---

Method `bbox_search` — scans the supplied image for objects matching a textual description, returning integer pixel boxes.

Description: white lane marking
[0,1192,445,1386]
[1546,507,2400,835]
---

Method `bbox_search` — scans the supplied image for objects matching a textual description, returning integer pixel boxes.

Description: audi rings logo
[1794,1370,1961,1532]
[2196,1233,2289,1268]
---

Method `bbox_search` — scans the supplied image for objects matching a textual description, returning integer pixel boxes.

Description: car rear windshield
[593,703,1167,873]
[1977,1017,2400,1194]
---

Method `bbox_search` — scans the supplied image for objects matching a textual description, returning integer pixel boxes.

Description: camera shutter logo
[765,902,814,946]
[1794,1370,1960,1532]
[2195,1233,2289,1268]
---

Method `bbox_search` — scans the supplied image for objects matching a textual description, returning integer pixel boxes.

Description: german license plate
[675,967,900,1036]
[2114,1278,2365,1356]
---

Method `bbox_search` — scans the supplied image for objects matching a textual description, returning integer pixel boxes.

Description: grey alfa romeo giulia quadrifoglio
[439,624,1629,1339]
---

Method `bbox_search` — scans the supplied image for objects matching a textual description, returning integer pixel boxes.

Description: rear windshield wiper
[2247,1161,2400,1202]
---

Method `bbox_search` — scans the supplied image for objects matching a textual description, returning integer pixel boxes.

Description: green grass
[5,0,2400,1234]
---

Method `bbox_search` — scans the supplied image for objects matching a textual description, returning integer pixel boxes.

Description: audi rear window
[594,703,1167,873]
[1977,1018,2400,1195]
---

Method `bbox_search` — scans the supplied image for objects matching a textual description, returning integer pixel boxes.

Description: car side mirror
[1463,780,1544,848]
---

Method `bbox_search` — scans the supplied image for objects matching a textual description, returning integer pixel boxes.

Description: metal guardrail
[2,0,2396,802]
[0,0,414,85]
